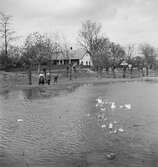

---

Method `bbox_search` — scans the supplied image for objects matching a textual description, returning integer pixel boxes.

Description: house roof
[52,49,86,60]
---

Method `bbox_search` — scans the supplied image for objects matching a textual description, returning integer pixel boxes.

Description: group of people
[39,71,51,85]
[38,68,58,85]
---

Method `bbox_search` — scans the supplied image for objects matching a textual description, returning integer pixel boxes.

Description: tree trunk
[130,67,133,78]
[66,65,69,78]
[49,53,51,73]
[146,66,149,76]
[99,66,103,78]
[28,65,32,85]
[106,67,109,75]
[123,67,126,78]
[112,66,116,78]
[142,68,144,77]
[37,63,40,73]
[4,23,8,56]
[69,64,72,80]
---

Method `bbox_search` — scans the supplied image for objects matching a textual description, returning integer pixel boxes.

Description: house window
[81,61,83,65]
[86,61,88,65]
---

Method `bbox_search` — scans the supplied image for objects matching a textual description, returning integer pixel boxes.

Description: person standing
[46,72,51,85]
[39,72,45,85]
[43,68,47,81]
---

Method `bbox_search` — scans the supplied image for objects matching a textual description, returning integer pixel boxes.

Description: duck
[106,153,116,160]
[97,98,103,104]
[101,124,106,128]
[108,123,113,129]
[125,104,131,110]
[17,119,23,122]
[111,102,116,109]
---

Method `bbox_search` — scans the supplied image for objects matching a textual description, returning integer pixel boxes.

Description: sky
[0,0,158,48]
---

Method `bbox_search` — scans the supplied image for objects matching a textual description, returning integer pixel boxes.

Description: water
[1,81,158,166]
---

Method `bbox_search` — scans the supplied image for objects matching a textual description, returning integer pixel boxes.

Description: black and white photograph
[1,0,158,166]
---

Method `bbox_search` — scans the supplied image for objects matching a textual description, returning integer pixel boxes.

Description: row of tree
[79,20,158,74]
[0,12,158,74]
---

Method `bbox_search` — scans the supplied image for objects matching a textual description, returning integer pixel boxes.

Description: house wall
[79,53,93,66]
[54,59,79,65]
[71,59,79,65]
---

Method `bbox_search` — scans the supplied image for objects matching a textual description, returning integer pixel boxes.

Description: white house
[79,53,93,66]
[38,48,93,66]
[53,49,93,66]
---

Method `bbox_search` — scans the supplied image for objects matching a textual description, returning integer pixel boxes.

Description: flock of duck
[95,96,132,160]
[96,97,131,134]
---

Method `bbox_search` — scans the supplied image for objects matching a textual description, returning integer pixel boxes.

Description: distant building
[79,53,93,66]
[51,49,93,66]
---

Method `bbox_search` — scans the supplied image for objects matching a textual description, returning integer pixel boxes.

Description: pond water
[1,81,158,167]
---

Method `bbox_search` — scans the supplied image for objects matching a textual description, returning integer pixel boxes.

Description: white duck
[125,104,131,110]
[111,102,116,109]
[108,123,113,129]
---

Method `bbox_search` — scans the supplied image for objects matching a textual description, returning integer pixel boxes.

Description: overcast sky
[0,0,158,48]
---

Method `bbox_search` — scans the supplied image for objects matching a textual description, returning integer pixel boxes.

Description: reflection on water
[1,81,158,166]
[22,88,45,100]
[0,87,52,101]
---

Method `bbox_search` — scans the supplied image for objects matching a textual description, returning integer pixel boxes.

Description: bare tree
[78,20,101,59]
[110,43,125,62]
[24,32,52,72]
[44,35,63,73]
[127,44,135,58]
[0,12,16,56]
[140,43,156,75]
[23,32,49,85]
[109,42,126,78]
[91,37,111,76]
[24,32,64,84]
